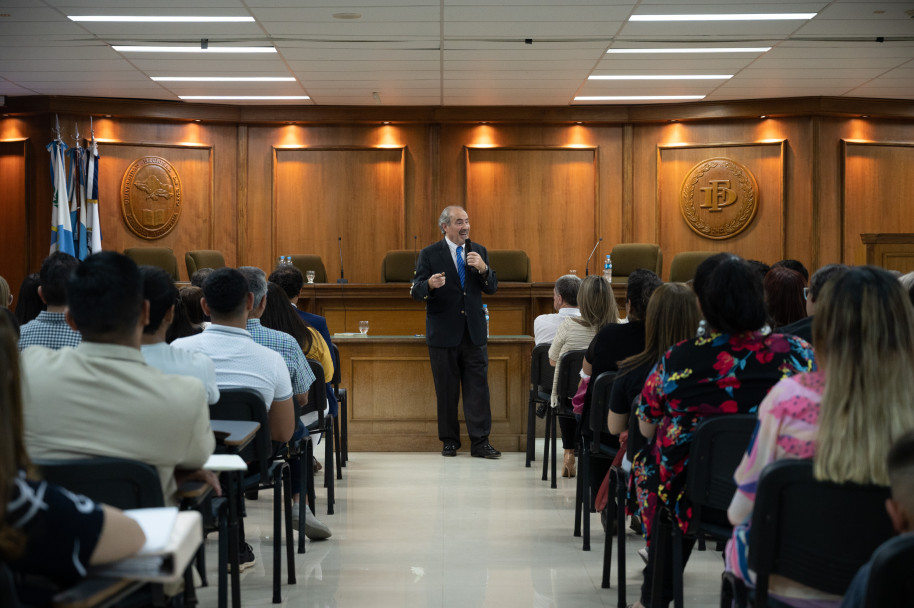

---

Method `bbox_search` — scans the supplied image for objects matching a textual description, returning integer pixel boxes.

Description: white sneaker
[304,509,332,540]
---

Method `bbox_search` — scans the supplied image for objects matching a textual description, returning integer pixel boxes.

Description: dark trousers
[428,330,492,450]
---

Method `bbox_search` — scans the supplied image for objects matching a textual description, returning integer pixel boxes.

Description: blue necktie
[456,245,466,288]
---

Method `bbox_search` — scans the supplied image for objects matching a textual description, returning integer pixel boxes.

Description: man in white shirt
[533,274,582,345]
[139,265,220,404]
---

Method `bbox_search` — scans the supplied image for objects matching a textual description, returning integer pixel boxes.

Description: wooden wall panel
[273,147,405,284]
[0,139,28,296]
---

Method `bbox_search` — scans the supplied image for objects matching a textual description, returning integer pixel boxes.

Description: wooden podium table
[333,335,533,452]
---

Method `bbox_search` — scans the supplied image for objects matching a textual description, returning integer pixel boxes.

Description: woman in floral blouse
[630,254,816,608]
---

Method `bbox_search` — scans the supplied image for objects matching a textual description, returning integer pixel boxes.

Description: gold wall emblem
[121,156,182,240]
[680,157,759,240]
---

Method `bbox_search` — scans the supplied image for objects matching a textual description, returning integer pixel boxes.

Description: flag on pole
[84,136,102,256]
[47,139,76,256]
[67,142,88,259]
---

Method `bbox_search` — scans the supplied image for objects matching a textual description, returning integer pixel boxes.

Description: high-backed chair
[609,243,662,286]
[303,359,335,517]
[577,371,618,552]
[668,251,716,283]
[864,533,914,607]
[526,342,554,468]
[185,250,226,279]
[124,247,179,281]
[381,250,419,282]
[289,255,327,283]
[547,349,586,489]
[487,250,531,282]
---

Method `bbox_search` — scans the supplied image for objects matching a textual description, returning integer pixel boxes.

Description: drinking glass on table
[306,270,316,284]
[359,320,369,335]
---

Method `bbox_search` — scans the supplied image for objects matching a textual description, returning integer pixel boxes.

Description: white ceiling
[0,0,912,106]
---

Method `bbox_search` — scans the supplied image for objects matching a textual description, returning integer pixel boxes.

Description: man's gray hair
[438,205,465,235]
[238,266,268,309]
[555,274,582,306]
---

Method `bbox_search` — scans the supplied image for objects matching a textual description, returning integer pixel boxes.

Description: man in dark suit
[411,205,500,459]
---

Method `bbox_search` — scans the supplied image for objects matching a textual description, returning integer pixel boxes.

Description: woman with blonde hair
[549,274,619,477]
[0,276,11,308]
[726,265,914,606]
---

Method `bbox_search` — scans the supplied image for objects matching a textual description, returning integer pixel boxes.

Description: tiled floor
[194,443,725,607]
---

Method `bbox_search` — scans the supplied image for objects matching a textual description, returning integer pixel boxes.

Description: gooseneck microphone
[585,237,602,276]
[337,236,348,284]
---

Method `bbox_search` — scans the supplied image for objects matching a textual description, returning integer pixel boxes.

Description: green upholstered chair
[124,247,179,281]
[609,243,662,287]
[289,255,328,283]
[487,250,531,282]
[382,250,419,283]
[185,249,226,280]
[668,251,717,283]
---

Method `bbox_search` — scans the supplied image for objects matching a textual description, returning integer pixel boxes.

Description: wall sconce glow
[113,46,276,53]
[575,95,705,101]
[607,47,771,54]
[588,75,732,80]
[179,95,309,100]
[152,77,295,82]
[629,13,816,21]
[71,16,255,22]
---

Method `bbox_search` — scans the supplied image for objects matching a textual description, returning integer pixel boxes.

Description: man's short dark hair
[40,251,79,306]
[746,260,771,284]
[141,265,178,335]
[626,269,663,321]
[67,252,143,339]
[190,268,214,288]
[772,259,809,282]
[203,268,249,316]
[809,264,850,302]
[888,430,914,514]
[268,266,304,301]
[554,274,582,307]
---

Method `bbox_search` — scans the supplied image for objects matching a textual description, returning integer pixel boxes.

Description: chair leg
[542,407,552,481]
[581,445,591,551]
[650,513,670,608]
[325,419,335,515]
[672,523,684,608]
[183,563,198,608]
[526,393,536,467]
[340,391,349,465]
[602,501,613,590]
[298,442,310,554]
[272,470,282,604]
[306,439,316,515]
[282,466,296,585]
[574,447,584,538]
[334,413,343,480]
[550,411,558,489]
[616,470,628,608]
[217,505,228,608]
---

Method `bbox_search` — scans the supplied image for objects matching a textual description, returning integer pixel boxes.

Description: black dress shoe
[442,442,458,457]
[471,443,501,459]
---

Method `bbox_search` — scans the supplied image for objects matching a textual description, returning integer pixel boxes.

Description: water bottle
[603,254,612,283]
[483,304,490,338]
[278,255,285,267]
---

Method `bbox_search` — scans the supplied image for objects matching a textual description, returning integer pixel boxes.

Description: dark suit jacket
[778,315,813,345]
[411,239,498,348]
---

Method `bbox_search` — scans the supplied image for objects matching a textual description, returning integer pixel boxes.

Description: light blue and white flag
[84,136,102,256]
[47,140,75,256]
[67,143,88,258]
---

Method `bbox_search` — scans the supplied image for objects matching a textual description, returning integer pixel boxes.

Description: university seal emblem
[679,157,758,240]
[121,156,182,239]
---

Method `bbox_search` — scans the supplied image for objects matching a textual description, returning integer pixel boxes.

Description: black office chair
[548,349,586,490]
[576,371,618,551]
[526,342,553,469]
[330,342,347,472]
[304,359,335,516]
[649,414,756,608]
[864,533,914,607]
[210,389,296,604]
[721,459,894,608]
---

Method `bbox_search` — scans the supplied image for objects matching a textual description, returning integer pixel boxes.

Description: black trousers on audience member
[428,330,492,450]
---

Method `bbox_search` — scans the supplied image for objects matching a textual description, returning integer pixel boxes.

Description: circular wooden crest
[679,157,759,240]
[120,156,182,240]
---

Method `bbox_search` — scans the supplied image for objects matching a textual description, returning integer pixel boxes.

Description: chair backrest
[686,415,757,517]
[303,359,328,419]
[864,533,914,607]
[381,250,418,283]
[329,343,342,385]
[487,250,531,282]
[588,371,617,452]
[609,243,662,286]
[210,389,272,480]
[185,249,226,279]
[0,560,22,608]
[748,459,894,598]
[555,349,586,414]
[289,255,327,283]
[35,457,165,509]
[530,342,555,394]
[668,251,717,283]
[124,247,179,281]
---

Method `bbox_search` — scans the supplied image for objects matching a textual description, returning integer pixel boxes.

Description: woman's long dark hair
[0,313,29,559]
[13,273,44,326]
[261,282,314,354]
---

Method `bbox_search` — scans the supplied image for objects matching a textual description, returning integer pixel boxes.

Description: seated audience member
[166,286,205,343]
[549,274,618,478]
[842,430,914,607]
[631,254,815,608]
[772,258,809,284]
[726,265,914,607]
[20,252,217,505]
[13,273,44,326]
[18,252,81,351]
[779,263,849,344]
[764,265,807,329]
[190,267,214,288]
[0,314,145,605]
[269,265,339,416]
[0,276,11,308]
[533,274,582,345]
[898,271,914,308]
[140,266,220,404]
[746,259,771,284]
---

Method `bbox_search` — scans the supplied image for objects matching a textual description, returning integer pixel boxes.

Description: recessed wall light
[760,115,768,118]
[71,15,255,22]
[113,46,276,53]
[607,47,771,54]
[179,95,310,100]
[152,76,295,82]
[629,13,816,22]
[575,95,705,101]
[588,75,732,80]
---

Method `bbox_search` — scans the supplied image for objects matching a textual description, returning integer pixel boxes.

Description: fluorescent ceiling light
[588,75,732,80]
[152,77,295,82]
[70,16,254,22]
[607,47,771,54]
[574,95,706,101]
[629,13,816,21]
[113,46,276,53]
[179,95,310,100]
